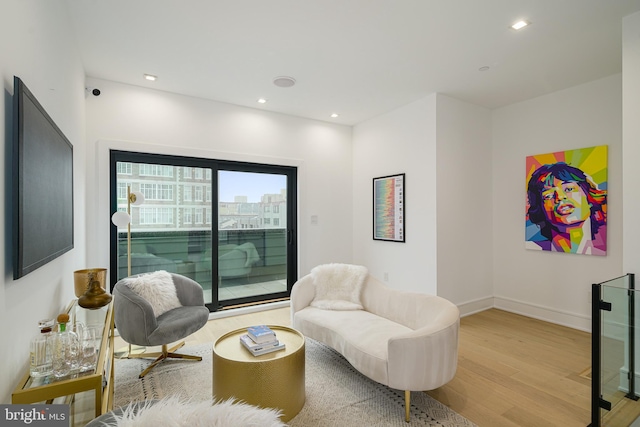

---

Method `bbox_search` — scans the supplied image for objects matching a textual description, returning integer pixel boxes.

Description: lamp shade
[130,191,145,206]
[111,211,131,227]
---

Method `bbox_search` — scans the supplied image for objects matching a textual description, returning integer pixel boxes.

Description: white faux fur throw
[110,396,286,427]
[123,270,181,318]
[310,263,368,310]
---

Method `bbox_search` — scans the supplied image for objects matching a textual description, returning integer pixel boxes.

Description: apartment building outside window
[139,164,173,177]
[140,207,174,225]
[141,183,174,201]
[117,162,132,175]
[117,182,131,200]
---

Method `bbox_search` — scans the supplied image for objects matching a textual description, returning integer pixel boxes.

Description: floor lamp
[111,185,145,277]
[111,185,146,358]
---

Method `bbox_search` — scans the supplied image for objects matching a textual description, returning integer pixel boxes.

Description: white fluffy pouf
[109,396,286,427]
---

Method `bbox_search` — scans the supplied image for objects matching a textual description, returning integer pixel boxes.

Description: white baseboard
[457,296,494,318]
[493,296,591,332]
[617,366,640,397]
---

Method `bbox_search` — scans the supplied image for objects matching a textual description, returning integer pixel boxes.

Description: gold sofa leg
[405,390,410,422]
[128,341,202,378]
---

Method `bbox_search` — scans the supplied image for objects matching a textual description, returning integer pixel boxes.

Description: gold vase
[78,280,113,309]
[74,268,107,298]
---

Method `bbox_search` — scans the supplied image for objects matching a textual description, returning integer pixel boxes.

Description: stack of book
[240,325,286,356]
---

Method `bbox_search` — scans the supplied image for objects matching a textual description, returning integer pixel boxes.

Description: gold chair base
[127,342,202,378]
[114,344,146,359]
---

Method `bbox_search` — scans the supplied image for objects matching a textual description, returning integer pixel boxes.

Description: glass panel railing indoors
[592,274,640,426]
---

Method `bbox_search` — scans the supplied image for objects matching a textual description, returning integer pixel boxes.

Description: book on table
[240,334,286,356]
[247,325,277,343]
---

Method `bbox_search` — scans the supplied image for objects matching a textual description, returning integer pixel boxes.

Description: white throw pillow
[310,263,368,310]
[123,270,181,318]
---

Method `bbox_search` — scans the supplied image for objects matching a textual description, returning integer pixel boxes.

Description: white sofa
[290,264,460,422]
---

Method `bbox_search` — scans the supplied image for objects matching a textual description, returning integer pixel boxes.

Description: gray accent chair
[113,272,209,378]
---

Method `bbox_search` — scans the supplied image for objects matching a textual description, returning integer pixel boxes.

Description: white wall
[353,73,622,330]
[621,10,640,391]
[435,95,493,312]
[0,1,87,404]
[623,12,640,276]
[84,78,353,278]
[352,94,493,309]
[352,95,438,293]
[492,74,623,331]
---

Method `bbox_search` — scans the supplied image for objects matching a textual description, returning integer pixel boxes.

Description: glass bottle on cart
[29,319,54,377]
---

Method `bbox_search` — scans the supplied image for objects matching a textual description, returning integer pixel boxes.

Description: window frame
[109,150,298,312]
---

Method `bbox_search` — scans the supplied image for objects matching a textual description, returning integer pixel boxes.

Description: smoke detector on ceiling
[273,76,296,88]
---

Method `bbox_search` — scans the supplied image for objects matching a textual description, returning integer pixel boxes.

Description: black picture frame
[13,76,74,279]
[373,173,405,242]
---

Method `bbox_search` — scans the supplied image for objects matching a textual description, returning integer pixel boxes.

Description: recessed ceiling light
[330,113,339,118]
[257,98,267,104]
[273,76,296,88]
[143,74,157,81]
[511,20,530,30]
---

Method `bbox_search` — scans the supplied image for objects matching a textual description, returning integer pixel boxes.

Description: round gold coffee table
[212,325,305,421]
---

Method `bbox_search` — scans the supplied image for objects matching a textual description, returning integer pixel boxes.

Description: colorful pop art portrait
[525,145,607,256]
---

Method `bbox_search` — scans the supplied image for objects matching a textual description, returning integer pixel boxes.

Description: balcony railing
[113,228,287,293]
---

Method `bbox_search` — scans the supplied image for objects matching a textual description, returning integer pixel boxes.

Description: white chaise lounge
[290,263,460,422]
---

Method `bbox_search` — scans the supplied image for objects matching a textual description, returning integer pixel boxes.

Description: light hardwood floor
[114,307,596,426]
[427,309,591,427]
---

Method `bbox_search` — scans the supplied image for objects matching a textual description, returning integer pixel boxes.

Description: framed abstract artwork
[373,173,405,242]
[525,145,607,256]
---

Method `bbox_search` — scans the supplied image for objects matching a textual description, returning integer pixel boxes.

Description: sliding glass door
[217,169,289,304]
[109,151,297,311]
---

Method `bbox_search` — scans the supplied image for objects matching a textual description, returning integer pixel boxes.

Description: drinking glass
[80,327,98,372]
[67,323,83,372]
[50,333,70,378]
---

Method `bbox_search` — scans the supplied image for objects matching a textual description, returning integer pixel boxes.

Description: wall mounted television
[12,76,74,279]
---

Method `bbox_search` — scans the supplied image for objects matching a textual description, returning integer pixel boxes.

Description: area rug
[114,339,477,426]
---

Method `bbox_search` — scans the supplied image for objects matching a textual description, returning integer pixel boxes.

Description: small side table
[212,325,305,422]
[12,300,115,418]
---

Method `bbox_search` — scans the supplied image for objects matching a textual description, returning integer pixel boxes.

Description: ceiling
[65,0,640,126]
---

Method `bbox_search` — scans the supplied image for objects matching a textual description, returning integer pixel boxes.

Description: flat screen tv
[13,76,74,279]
